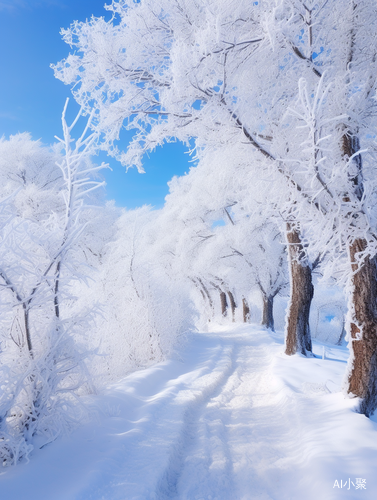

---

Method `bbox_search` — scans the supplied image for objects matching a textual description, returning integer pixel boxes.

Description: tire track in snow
[156,340,238,499]
[175,330,281,500]
[156,328,282,500]
[225,332,306,500]
[68,337,240,500]
[73,327,307,500]
[176,360,242,500]
[4,326,377,500]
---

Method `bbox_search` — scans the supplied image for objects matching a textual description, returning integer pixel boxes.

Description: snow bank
[0,324,375,499]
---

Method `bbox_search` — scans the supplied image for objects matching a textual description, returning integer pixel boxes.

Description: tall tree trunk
[227,291,236,322]
[242,297,250,323]
[341,131,377,415]
[220,291,228,317]
[285,223,313,356]
[346,238,377,417]
[261,294,275,331]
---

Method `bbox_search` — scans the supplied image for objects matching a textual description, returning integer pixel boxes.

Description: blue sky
[0,0,192,208]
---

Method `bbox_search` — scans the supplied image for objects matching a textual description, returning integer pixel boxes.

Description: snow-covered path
[1,324,377,500]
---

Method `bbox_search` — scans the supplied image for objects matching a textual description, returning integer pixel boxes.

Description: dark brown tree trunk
[285,223,313,356]
[220,291,228,317]
[242,298,250,323]
[262,294,274,331]
[227,291,236,322]
[347,238,377,417]
[341,132,377,415]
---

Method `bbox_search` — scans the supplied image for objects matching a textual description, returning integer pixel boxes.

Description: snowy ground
[1,324,376,500]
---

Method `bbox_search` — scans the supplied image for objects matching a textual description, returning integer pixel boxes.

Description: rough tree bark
[347,239,377,417]
[285,223,313,356]
[261,294,275,331]
[242,297,250,323]
[209,281,230,319]
[227,291,236,322]
[341,133,377,416]
[220,291,228,317]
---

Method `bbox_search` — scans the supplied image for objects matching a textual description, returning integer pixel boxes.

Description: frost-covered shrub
[75,206,194,386]
[0,319,91,466]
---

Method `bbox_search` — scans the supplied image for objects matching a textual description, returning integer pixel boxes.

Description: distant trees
[161,144,288,330]
[85,204,193,385]
[54,0,377,416]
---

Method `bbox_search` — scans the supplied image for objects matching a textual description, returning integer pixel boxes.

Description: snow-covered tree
[161,144,288,330]
[54,0,377,415]
[73,202,194,386]
[0,102,108,464]
[52,0,315,354]
[265,0,377,416]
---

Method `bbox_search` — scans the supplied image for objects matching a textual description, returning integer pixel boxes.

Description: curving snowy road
[1,324,377,499]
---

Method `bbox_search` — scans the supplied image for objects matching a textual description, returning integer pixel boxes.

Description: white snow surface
[1,324,376,500]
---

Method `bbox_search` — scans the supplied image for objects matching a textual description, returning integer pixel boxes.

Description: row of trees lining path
[53,0,377,416]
